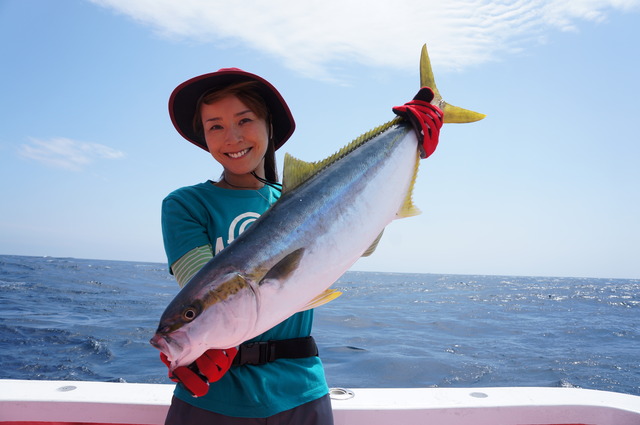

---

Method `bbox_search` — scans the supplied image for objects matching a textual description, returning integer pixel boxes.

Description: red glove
[160,347,238,397]
[392,87,444,159]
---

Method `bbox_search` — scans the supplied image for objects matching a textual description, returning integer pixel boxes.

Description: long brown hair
[193,81,279,184]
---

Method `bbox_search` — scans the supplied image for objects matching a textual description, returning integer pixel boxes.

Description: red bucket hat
[169,68,295,151]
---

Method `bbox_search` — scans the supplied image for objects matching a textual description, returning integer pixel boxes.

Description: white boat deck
[1,379,639,425]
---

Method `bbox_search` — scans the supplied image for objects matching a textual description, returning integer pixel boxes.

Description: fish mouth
[149,333,169,351]
[150,332,195,369]
[150,334,184,364]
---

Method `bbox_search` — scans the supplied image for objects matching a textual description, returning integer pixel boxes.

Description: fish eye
[182,307,198,322]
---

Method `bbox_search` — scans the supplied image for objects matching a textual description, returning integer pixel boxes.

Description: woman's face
[200,95,269,178]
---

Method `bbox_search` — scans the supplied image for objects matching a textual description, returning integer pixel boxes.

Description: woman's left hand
[392,87,444,159]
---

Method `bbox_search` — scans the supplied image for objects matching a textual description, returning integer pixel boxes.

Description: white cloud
[19,137,125,171]
[89,0,639,79]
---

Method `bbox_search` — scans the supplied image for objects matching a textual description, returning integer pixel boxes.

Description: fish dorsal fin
[282,154,322,193]
[259,248,305,285]
[396,151,422,219]
[298,288,343,312]
[419,44,486,124]
[282,119,401,193]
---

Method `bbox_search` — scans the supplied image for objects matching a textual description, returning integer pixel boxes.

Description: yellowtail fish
[151,45,485,369]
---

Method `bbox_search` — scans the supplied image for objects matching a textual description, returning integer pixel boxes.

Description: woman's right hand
[160,347,238,397]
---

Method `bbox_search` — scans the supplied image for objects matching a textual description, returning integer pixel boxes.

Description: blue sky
[1,0,638,279]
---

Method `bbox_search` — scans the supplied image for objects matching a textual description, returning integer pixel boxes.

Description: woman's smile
[226,147,252,159]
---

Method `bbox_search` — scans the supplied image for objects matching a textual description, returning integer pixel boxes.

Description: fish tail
[419,44,486,124]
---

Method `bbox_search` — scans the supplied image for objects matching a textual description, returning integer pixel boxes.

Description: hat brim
[169,69,295,151]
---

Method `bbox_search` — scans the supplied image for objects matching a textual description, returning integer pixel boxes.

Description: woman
[161,68,334,424]
[160,67,443,424]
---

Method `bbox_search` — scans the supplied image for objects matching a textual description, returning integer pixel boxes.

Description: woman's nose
[225,125,242,144]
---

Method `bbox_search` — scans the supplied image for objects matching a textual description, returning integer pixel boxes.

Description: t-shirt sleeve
[171,245,213,287]
[161,194,211,271]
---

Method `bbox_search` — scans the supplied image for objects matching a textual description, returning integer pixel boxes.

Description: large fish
[151,45,485,369]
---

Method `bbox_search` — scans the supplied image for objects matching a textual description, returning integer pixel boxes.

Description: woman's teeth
[227,148,250,159]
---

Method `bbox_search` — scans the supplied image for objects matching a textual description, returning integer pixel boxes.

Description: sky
[1,0,639,279]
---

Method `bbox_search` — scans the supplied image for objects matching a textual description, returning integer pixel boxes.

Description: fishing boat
[1,379,639,424]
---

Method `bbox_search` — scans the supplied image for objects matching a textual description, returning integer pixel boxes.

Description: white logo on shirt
[214,212,261,254]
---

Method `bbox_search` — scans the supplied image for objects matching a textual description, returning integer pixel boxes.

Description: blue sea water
[0,254,638,396]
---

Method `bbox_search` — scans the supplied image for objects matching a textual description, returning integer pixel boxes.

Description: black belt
[232,336,318,366]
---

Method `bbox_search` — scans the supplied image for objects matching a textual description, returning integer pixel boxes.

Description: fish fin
[259,248,305,286]
[203,273,250,307]
[282,118,402,193]
[396,151,422,218]
[299,289,343,312]
[419,44,486,124]
[362,229,385,257]
[282,154,323,192]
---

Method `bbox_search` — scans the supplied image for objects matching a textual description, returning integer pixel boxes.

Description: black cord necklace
[218,172,282,192]
[221,176,262,190]
[251,172,283,192]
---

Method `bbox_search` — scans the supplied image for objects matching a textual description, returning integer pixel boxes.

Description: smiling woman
[158,67,336,424]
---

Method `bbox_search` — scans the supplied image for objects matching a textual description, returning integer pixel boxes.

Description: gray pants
[165,394,334,425]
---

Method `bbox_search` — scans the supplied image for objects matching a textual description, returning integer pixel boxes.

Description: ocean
[0,254,638,396]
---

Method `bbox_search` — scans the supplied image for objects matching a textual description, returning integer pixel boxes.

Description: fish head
[150,271,259,369]
[149,298,204,369]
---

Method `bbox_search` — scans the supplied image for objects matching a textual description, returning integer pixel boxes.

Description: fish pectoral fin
[259,248,305,286]
[299,289,343,312]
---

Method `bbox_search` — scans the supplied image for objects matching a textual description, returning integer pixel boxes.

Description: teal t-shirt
[161,181,329,418]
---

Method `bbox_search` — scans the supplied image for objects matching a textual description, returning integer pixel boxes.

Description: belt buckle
[241,341,270,365]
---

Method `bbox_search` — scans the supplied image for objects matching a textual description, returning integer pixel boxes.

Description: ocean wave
[1,255,638,396]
